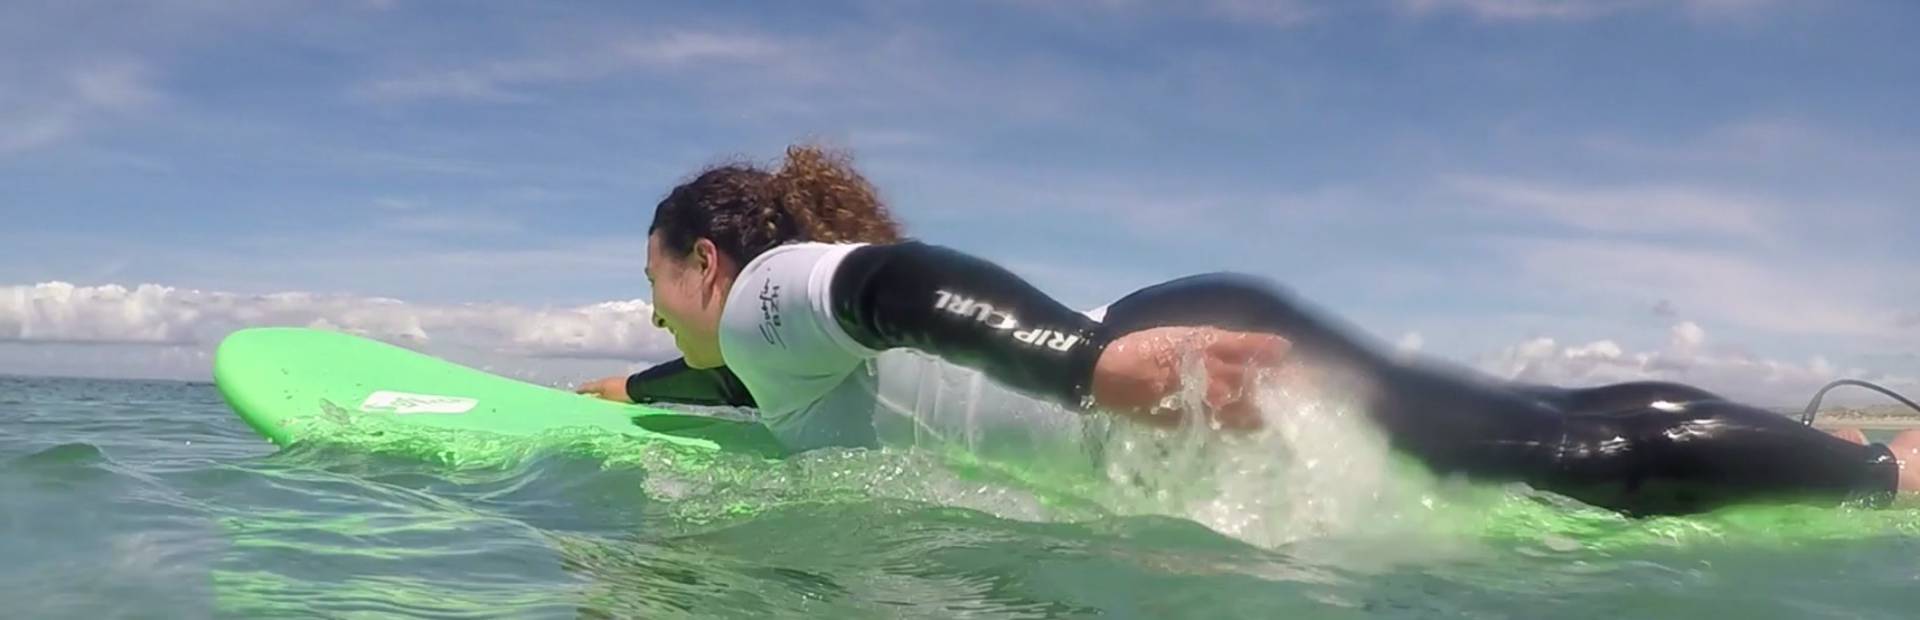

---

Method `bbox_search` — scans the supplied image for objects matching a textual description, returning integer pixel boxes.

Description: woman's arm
[828,242,1288,428]
[575,358,757,407]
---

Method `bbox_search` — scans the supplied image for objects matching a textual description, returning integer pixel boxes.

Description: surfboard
[212,327,783,457]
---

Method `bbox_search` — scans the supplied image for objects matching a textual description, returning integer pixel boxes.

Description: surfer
[577,144,1913,516]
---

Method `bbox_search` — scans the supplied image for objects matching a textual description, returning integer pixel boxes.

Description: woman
[580,144,1915,517]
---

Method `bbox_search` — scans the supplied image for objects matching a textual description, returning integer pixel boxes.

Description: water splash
[1082,351,1454,550]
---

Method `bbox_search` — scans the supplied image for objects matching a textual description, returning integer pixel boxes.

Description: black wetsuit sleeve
[829,242,1109,409]
[624,359,757,407]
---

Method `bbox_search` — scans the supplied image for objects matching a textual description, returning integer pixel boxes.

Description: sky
[3,0,1916,406]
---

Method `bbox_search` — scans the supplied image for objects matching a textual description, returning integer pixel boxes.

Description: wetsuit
[1097,273,1898,516]
[629,241,1899,516]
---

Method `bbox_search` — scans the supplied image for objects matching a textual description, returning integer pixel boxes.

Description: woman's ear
[691,237,732,300]
[692,238,717,278]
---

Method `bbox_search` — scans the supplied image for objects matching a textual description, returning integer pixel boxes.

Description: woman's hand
[574,375,632,403]
[1090,326,1292,431]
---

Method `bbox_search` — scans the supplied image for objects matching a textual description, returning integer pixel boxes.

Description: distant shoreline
[1811,418,1920,430]
[0,373,206,385]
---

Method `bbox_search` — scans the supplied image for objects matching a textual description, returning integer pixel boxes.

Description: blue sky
[3,0,1916,404]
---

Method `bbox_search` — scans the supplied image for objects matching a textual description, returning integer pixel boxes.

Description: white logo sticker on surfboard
[360,390,479,415]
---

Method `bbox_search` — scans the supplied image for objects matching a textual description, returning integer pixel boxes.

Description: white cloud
[0,61,161,155]
[345,8,1216,142]
[372,197,423,211]
[1582,118,1920,183]
[68,61,160,111]
[844,128,940,151]
[1437,121,1918,376]
[1395,331,1425,355]
[378,212,525,236]
[871,156,1354,244]
[1493,237,1913,341]
[1204,0,1318,25]
[1670,320,1706,354]
[1473,318,1915,406]
[1394,0,1787,21]
[997,0,1318,26]
[1442,175,1781,244]
[1397,0,1614,20]
[1585,118,1817,166]
[0,282,680,380]
[353,31,791,103]
[0,0,276,156]
[1014,0,1786,25]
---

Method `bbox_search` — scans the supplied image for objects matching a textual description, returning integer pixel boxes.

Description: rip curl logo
[932,290,1082,352]
[758,280,786,348]
[1013,326,1083,352]
[932,290,1018,329]
[359,391,478,415]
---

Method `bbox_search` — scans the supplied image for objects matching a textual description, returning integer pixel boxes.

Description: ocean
[3,375,1917,619]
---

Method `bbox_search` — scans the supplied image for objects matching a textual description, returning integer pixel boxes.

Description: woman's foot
[1885,430,1920,493]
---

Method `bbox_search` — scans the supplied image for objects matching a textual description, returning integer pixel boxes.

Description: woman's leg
[1542,400,1898,515]
[1887,430,1920,493]
[1097,272,1901,515]
[1510,381,1725,414]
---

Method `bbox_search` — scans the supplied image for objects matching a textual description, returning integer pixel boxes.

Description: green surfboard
[213,327,784,457]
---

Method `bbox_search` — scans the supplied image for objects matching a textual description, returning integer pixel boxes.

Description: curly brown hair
[648,144,906,268]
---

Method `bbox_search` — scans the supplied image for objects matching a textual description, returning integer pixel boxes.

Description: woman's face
[645,231,729,368]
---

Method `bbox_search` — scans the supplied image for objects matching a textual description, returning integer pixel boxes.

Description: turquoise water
[3,375,1918,619]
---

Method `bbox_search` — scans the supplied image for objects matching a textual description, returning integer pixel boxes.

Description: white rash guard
[717,242,1108,457]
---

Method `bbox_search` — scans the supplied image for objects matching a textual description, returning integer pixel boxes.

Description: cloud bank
[5,281,1908,408]
[0,282,678,385]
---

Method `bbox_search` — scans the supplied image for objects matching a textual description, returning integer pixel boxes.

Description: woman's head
[645,144,904,368]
